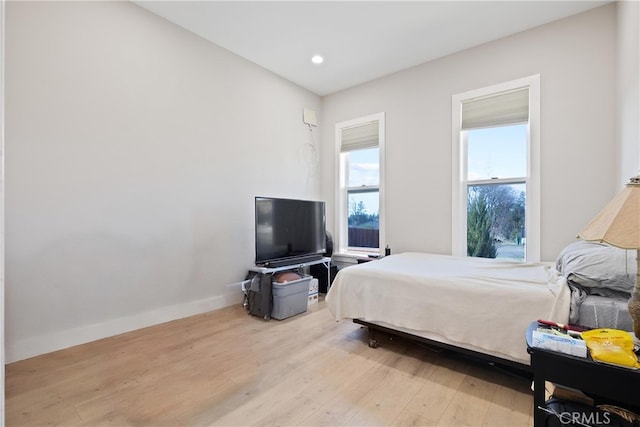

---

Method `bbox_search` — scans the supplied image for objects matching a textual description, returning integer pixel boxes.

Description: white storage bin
[271,275,311,320]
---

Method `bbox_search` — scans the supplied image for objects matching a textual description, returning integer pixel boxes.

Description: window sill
[332,251,380,266]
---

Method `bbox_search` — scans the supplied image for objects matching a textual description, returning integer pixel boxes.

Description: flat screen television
[255,197,326,267]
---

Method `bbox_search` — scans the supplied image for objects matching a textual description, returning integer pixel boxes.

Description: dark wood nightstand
[526,322,640,427]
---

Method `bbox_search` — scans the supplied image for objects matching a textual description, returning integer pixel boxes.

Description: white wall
[320,4,618,263]
[1,0,5,419]
[617,0,640,184]
[5,1,321,362]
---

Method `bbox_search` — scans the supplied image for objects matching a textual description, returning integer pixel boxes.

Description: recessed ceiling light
[311,55,324,65]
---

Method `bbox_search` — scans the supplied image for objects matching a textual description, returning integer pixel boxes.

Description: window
[335,113,385,255]
[452,76,540,261]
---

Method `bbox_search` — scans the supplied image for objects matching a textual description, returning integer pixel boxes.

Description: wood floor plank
[481,373,533,426]
[299,343,414,426]
[435,362,502,426]
[5,300,534,426]
[298,365,384,426]
[390,354,471,427]
[342,368,425,426]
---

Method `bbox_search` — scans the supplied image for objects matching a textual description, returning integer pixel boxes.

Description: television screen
[255,197,326,267]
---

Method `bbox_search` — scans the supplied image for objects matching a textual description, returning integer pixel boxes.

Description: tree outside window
[467,183,525,260]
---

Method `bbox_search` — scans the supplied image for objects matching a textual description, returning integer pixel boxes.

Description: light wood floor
[6,299,534,426]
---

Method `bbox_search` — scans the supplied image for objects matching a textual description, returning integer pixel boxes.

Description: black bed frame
[353,319,532,375]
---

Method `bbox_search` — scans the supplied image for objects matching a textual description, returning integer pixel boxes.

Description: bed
[326,243,637,369]
[558,241,635,331]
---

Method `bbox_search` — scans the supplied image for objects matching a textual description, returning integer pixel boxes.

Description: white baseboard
[5,292,244,363]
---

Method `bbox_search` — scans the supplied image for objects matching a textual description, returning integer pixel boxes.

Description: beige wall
[5,1,321,362]
[1,0,5,417]
[320,4,619,262]
[618,0,640,185]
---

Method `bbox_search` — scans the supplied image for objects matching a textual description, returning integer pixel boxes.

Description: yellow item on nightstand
[581,328,640,369]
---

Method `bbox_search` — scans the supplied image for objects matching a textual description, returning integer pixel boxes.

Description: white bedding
[326,252,571,365]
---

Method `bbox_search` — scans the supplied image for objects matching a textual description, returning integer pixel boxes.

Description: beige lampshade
[577,176,640,250]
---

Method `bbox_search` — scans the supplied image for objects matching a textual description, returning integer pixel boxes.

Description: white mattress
[326,252,571,365]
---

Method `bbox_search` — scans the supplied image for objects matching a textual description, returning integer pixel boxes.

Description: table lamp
[577,176,640,338]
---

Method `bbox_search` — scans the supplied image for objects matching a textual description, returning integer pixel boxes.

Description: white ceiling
[134,1,609,96]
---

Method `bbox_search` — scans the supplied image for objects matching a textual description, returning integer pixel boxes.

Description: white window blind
[341,121,379,152]
[461,87,529,130]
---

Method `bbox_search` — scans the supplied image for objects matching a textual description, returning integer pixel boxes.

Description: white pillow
[556,240,637,294]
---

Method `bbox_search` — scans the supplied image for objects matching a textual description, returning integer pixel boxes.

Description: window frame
[451,76,540,261]
[335,112,386,256]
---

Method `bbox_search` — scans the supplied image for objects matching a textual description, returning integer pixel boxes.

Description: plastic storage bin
[272,275,311,320]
